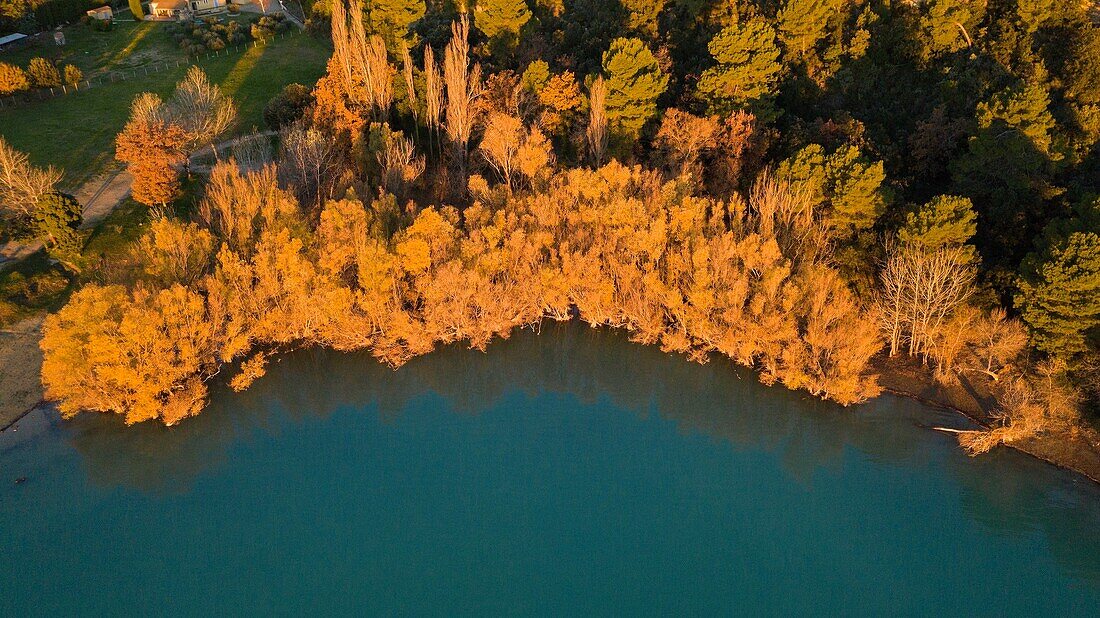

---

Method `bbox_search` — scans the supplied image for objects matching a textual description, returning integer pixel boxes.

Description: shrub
[0,62,31,95]
[263,83,314,129]
[167,17,250,56]
[27,57,61,88]
[63,64,82,86]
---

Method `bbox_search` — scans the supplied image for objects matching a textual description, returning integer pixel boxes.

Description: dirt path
[0,315,45,431]
[73,166,134,228]
[1,132,274,272]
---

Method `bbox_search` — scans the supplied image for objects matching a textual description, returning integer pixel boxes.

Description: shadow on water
[52,321,1100,582]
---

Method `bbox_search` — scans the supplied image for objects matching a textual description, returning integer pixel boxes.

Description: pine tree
[601,37,668,136]
[474,0,532,40]
[1016,0,1055,33]
[898,195,978,259]
[918,0,987,61]
[976,82,1058,157]
[952,82,1061,267]
[369,0,426,48]
[34,191,83,270]
[778,144,888,236]
[1016,231,1100,358]
[621,0,665,38]
[696,17,782,114]
[777,0,844,60]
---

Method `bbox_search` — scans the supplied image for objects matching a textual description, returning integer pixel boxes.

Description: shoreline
[4,319,1099,486]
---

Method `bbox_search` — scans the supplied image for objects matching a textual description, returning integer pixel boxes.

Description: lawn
[0,22,331,189]
[1,19,177,78]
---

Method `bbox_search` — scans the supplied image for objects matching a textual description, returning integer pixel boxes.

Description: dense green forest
[2,0,1099,458]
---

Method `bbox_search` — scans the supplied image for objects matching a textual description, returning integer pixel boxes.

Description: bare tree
[229,131,274,172]
[0,136,62,224]
[377,130,425,199]
[278,124,346,210]
[970,308,1028,381]
[878,243,975,361]
[586,76,607,167]
[654,108,719,178]
[171,67,236,153]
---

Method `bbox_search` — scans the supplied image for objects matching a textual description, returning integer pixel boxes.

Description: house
[149,0,189,19]
[190,0,229,15]
[148,0,228,19]
[86,6,114,20]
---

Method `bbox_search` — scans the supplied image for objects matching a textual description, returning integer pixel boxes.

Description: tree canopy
[601,37,668,136]
[696,18,782,114]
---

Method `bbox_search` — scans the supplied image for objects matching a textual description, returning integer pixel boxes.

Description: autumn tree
[328,0,396,123]
[537,71,583,136]
[654,108,718,179]
[959,359,1080,455]
[374,125,425,199]
[586,76,608,166]
[40,284,216,425]
[443,16,483,191]
[707,111,765,196]
[116,93,189,206]
[134,217,216,286]
[480,112,553,189]
[601,37,668,137]
[696,17,782,115]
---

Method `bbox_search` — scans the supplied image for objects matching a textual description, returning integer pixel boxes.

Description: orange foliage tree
[115,94,189,206]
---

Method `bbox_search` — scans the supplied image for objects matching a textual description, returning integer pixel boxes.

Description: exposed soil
[874,354,1100,484]
[0,315,45,431]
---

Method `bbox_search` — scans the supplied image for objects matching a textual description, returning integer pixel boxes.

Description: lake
[2,323,1099,615]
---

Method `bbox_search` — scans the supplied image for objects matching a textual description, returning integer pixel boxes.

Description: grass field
[0,21,331,189]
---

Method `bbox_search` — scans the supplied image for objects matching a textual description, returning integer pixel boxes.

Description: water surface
[2,323,1099,615]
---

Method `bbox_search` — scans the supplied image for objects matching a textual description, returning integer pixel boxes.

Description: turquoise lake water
[2,323,1099,615]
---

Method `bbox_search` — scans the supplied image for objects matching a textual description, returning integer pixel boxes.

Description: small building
[86,5,114,20]
[0,32,28,52]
